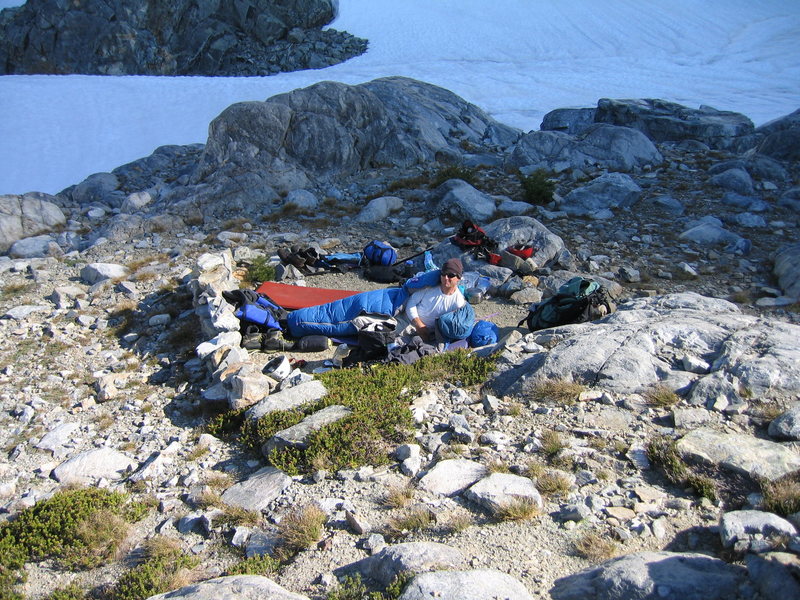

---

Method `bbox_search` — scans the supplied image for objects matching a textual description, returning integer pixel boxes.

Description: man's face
[440,270,461,293]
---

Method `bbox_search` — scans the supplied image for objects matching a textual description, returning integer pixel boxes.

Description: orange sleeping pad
[255,281,361,310]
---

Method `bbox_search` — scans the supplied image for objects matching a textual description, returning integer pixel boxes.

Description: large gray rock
[679,217,750,254]
[506,124,662,173]
[463,473,543,515]
[246,380,328,421]
[34,422,81,458]
[594,98,755,149]
[423,216,565,278]
[560,172,642,219]
[356,196,403,222]
[0,0,355,77]
[72,172,120,206]
[145,575,309,599]
[220,466,292,513]
[80,262,131,284]
[261,404,353,457]
[540,107,597,135]
[745,552,800,600]
[709,168,754,195]
[550,551,748,600]
[0,193,66,254]
[8,234,63,259]
[773,243,800,300]
[755,108,800,161]
[347,542,467,586]
[51,448,137,485]
[194,77,520,192]
[678,429,800,482]
[719,510,798,550]
[399,569,533,600]
[418,459,487,496]
[769,403,800,441]
[497,293,800,400]
[436,179,497,224]
[778,188,800,213]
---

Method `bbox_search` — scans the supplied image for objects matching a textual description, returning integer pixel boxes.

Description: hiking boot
[261,336,293,352]
[300,247,321,268]
[277,247,292,264]
[287,251,307,270]
[241,333,264,350]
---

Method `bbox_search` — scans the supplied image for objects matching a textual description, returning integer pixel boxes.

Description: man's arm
[405,289,433,340]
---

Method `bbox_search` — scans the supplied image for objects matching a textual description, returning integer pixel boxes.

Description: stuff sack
[519,276,616,332]
[363,240,397,266]
[235,303,283,331]
[469,320,499,347]
[436,303,476,342]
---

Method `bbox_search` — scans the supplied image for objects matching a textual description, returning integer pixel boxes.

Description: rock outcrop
[0,0,366,76]
[541,98,756,150]
[0,193,66,254]
[495,292,800,401]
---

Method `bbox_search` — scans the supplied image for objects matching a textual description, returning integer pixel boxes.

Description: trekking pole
[395,245,436,265]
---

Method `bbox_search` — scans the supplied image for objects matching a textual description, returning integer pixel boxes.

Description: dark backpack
[518,277,616,332]
[363,240,397,266]
[363,264,402,283]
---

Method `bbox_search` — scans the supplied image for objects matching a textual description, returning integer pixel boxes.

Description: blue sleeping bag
[287,287,409,338]
[286,270,446,339]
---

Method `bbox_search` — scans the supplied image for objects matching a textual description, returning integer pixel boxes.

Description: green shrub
[432,165,477,187]
[225,553,281,576]
[109,537,198,600]
[205,407,247,439]
[646,435,717,502]
[326,572,412,600]
[0,282,34,300]
[540,430,567,457]
[519,169,556,205]
[535,472,572,497]
[41,583,86,600]
[327,575,370,600]
[574,532,618,562]
[386,507,433,540]
[0,488,148,598]
[246,256,276,284]
[235,350,496,475]
[495,497,540,522]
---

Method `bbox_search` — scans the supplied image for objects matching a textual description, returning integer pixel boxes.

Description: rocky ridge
[0,77,799,599]
[0,0,367,76]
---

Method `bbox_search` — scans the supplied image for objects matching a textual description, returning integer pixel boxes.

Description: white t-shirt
[405,286,466,327]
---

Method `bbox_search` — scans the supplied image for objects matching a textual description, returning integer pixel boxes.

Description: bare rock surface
[399,569,534,600]
[145,575,310,599]
[550,551,749,600]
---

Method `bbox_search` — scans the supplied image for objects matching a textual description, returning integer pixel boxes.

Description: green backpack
[518,277,615,332]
